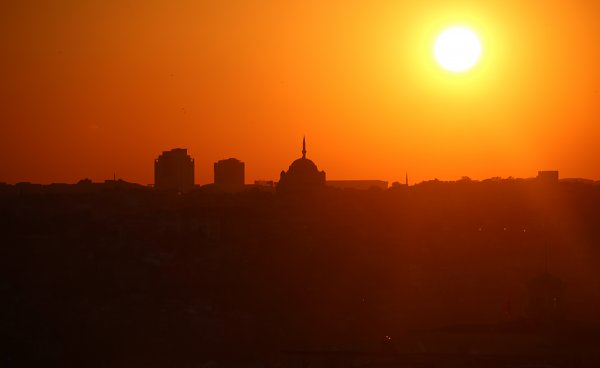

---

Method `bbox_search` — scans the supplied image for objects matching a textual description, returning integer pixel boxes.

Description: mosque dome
[277,137,326,192]
[289,157,319,172]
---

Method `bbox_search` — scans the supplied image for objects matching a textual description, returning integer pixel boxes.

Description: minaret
[302,136,307,159]
[405,172,408,186]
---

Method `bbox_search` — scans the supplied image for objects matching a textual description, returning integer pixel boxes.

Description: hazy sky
[1,0,599,184]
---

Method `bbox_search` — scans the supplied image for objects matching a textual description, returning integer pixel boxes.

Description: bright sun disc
[434,26,481,73]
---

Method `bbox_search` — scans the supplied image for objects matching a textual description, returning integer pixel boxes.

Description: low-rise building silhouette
[537,170,559,184]
[214,158,245,186]
[278,137,326,192]
[327,180,388,190]
[154,148,195,193]
[254,180,274,188]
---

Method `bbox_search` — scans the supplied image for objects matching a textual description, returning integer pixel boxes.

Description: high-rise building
[154,148,195,193]
[214,158,245,186]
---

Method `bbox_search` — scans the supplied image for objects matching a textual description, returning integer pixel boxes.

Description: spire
[302,135,307,159]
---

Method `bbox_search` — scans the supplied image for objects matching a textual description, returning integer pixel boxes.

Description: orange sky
[1,0,599,185]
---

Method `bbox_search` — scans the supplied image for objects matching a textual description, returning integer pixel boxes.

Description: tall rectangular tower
[214,158,245,186]
[154,148,195,193]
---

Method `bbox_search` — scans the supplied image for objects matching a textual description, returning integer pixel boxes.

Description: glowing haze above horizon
[1,1,599,185]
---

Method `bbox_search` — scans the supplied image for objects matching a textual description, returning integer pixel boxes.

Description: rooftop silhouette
[277,137,326,192]
[154,148,195,193]
[214,158,245,187]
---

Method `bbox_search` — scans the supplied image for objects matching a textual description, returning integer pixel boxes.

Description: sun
[434,26,481,73]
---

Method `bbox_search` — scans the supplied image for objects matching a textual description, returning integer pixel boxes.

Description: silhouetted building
[278,137,326,192]
[214,158,245,186]
[249,180,275,192]
[537,170,559,184]
[327,180,388,190]
[247,180,276,193]
[254,180,274,188]
[154,148,195,193]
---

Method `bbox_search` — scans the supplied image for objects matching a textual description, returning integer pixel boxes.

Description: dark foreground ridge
[3,178,600,367]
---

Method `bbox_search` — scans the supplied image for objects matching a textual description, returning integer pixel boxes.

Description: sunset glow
[4,2,600,365]
[1,1,599,184]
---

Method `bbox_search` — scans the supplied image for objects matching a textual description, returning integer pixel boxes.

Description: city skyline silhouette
[2,1,600,367]
[2,137,580,188]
